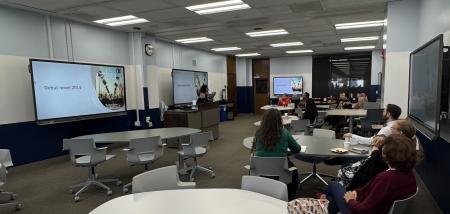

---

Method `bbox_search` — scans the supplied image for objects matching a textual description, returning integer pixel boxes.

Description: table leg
[349,116,354,133]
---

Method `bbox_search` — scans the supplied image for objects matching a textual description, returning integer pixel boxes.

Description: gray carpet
[4,114,442,213]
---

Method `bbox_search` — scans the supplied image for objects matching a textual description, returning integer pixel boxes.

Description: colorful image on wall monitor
[273,76,303,95]
[30,59,127,123]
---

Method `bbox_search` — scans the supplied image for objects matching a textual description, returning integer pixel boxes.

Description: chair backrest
[0,149,13,167]
[295,108,303,118]
[241,175,288,201]
[313,129,336,139]
[291,119,309,133]
[367,109,384,123]
[249,156,292,184]
[315,111,326,123]
[127,136,163,163]
[360,119,373,137]
[183,132,211,156]
[63,138,105,164]
[0,163,6,187]
[365,102,381,109]
[388,187,419,214]
[132,165,181,193]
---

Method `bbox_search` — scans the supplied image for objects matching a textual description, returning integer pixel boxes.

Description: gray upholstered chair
[388,187,419,214]
[290,119,309,135]
[246,156,296,185]
[177,132,215,181]
[132,165,195,194]
[122,136,164,193]
[241,175,288,201]
[63,138,121,202]
[0,162,20,213]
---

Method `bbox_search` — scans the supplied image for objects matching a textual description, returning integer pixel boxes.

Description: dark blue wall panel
[0,108,162,166]
[416,133,450,213]
[237,86,253,113]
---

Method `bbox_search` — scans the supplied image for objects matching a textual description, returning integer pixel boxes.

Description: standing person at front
[254,109,301,200]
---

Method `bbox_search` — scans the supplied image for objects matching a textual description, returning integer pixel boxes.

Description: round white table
[90,189,287,214]
[254,115,299,127]
[260,105,294,111]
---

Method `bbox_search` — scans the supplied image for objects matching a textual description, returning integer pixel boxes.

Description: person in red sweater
[277,93,291,106]
[324,134,423,214]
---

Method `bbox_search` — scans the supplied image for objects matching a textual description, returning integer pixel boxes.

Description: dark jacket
[303,99,318,123]
[347,149,388,191]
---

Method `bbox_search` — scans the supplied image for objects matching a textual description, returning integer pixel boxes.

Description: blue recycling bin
[219,105,227,122]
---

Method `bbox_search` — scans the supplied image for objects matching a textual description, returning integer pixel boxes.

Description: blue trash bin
[219,105,227,122]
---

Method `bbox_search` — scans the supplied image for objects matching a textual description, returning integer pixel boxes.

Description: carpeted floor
[4,114,442,213]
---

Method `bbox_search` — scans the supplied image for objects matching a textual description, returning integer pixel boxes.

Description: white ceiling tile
[104,0,174,14]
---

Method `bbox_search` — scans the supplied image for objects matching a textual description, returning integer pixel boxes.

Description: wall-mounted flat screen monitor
[172,69,208,105]
[30,59,127,124]
[408,35,443,140]
[273,76,303,96]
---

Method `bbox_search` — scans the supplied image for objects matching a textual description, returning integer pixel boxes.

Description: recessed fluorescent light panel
[270,42,303,47]
[186,0,251,15]
[246,29,288,37]
[344,46,376,50]
[94,15,149,26]
[286,50,314,54]
[236,53,260,57]
[211,47,241,51]
[335,19,387,29]
[341,36,379,42]
[175,37,213,44]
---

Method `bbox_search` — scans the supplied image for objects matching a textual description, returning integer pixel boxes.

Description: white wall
[371,50,383,85]
[269,56,313,98]
[236,58,252,87]
[384,0,450,117]
[145,39,227,108]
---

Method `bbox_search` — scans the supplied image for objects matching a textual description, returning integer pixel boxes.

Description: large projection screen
[30,59,127,124]
[408,35,443,140]
[273,76,303,96]
[172,69,208,105]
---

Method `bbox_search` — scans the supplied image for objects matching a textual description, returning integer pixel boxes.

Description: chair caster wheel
[116,181,122,186]
[123,188,129,194]
[16,203,22,210]
[211,173,216,178]
[74,196,80,202]
[107,190,113,196]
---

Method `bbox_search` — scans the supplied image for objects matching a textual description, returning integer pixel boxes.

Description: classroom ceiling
[0,0,388,58]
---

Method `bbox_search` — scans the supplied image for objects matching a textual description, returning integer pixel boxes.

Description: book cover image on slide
[95,66,125,110]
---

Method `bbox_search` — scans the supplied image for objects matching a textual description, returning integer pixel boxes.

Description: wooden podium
[164,102,219,139]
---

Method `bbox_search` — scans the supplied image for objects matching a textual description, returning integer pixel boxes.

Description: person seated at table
[197,84,211,104]
[278,93,291,106]
[323,104,402,166]
[352,93,368,109]
[253,109,301,200]
[301,92,318,124]
[336,93,351,109]
[323,134,422,214]
[343,104,402,146]
[336,119,419,191]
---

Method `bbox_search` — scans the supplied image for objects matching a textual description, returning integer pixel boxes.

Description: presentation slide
[31,60,126,121]
[173,69,207,104]
[273,77,303,95]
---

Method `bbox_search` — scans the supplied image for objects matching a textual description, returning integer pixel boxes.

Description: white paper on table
[300,146,307,152]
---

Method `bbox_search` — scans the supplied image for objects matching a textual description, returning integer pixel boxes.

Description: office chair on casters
[0,163,20,213]
[290,119,309,135]
[296,129,335,186]
[132,165,195,194]
[245,156,297,185]
[63,139,121,202]
[177,132,215,181]
[122,136,164,193]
